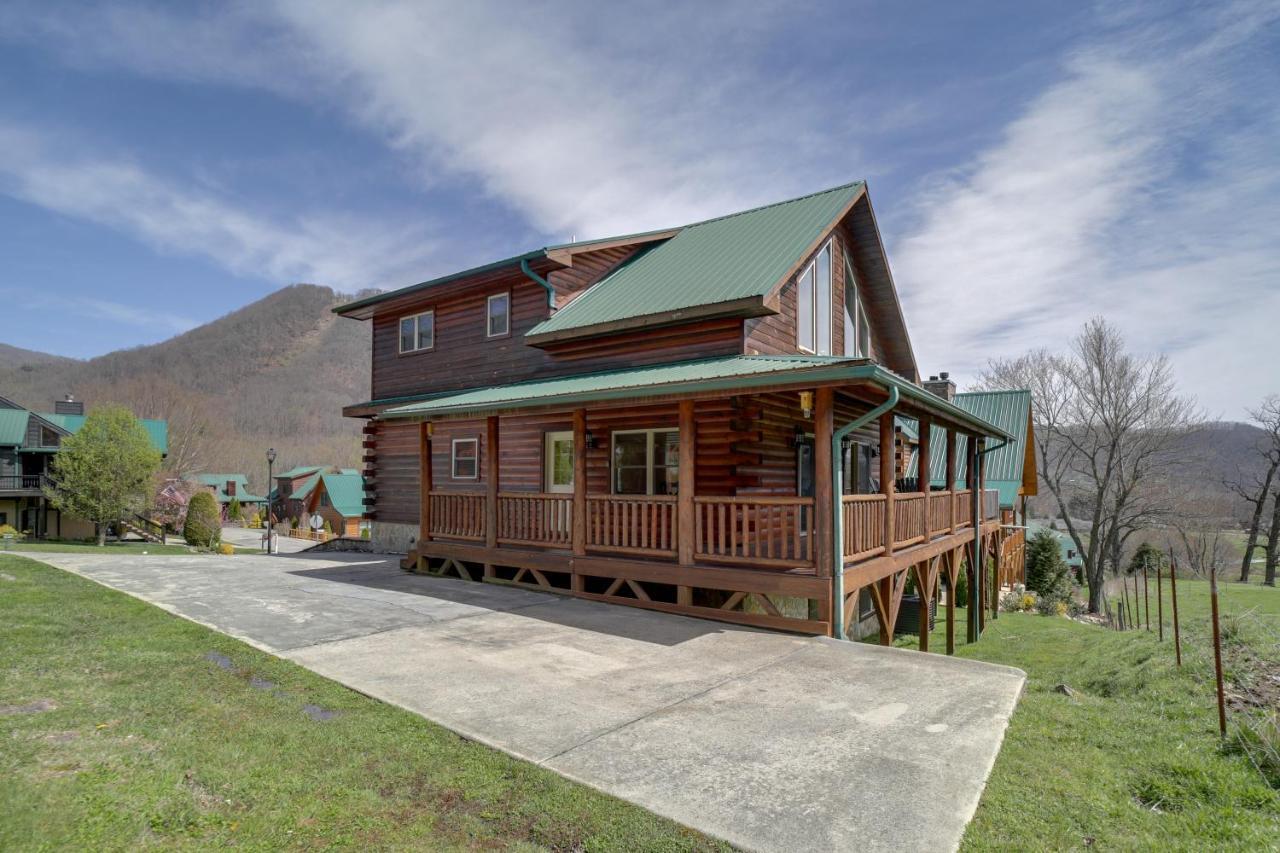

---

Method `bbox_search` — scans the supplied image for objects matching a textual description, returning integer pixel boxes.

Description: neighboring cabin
[337,180,1029,642]
[0,394,167,538]
[302,471,367,537]
[271,465,361,529]
[193,473,266,519]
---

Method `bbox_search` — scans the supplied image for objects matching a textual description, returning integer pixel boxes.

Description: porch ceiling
[378,355,1013,440]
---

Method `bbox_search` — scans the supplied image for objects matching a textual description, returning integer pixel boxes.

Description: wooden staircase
[121,514,166,544]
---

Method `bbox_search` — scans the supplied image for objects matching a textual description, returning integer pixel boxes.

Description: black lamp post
[266,447,277,554]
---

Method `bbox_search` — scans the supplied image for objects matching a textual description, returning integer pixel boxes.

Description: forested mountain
[0,285,373,493]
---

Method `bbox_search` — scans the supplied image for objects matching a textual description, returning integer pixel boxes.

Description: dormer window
[399,310,434,354]
[487,292,510,338]
[797,240,833,355]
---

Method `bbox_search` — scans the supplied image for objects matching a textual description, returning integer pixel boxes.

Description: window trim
[543,430,574,493]
[486,291,511,339]
[842,248,870,358]
[610,427,679,495]
[398,309,436,355]
[796,259,816,354]
[450,437,479,480]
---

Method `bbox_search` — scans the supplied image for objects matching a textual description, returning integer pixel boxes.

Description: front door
[544,431,574,493]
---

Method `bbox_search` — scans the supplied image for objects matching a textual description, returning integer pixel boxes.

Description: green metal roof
[318,472,365,518]
[0,409,27,446]
[381,354,1013,441]
[291,471,323,500]
[909,390,1033,507]
[277,465,324,479]
[36,413,168,454]
[194,473,266,504]
[527,182,865,340]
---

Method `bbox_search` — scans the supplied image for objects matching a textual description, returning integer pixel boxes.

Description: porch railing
[928,490,952,535]
[693,496,814,568]
[586,494,677,557]
[953,489,973,528]
[497,492,572,548]
[842,494,886,561]
[892,492,927,547]
[429,491,486,541]
[0,474,46,492]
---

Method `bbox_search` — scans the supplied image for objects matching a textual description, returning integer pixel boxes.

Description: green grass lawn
[6,539,200,555]
[889,580,1280,850]
[0,555,723,851]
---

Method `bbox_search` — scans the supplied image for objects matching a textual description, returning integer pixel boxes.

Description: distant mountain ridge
[0,284,373,491]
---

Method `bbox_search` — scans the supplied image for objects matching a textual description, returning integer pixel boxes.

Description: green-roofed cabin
[302,472,368,538]
[336,182,1027,645]
[0,394,167,540]
[192,473,268,519]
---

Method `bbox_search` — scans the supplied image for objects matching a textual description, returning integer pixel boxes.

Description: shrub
[1025,529,1069,597]
[360,527,371,540]
[248,511,261,529]
[183,491,221,548]
[227,497,242,522]
[217,542,235,556]
[0,523,21,540]
[322,519,333,535]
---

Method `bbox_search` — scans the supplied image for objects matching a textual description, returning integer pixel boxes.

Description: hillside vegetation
[0,285,372,490]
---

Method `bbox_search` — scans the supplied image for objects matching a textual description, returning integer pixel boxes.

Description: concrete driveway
[24,549,1024,852]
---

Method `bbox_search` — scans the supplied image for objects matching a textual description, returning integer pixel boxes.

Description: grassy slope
[903,577,1280,850]
[0,555,723,852]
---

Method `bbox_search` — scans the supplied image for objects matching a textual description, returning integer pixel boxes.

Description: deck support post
[946,547,959,655]
[572,409,587,557]
[417,421,432,569]
[919,415,932,539]
[486,415,499,550]
[916,558,932,652]
[814,388,835,580]
[968,438,982,642]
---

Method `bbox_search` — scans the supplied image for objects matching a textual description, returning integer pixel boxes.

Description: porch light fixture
[799,390,814,418]
[583,430,596,450]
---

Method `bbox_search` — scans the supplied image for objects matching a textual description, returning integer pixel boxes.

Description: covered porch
[374,356,1014,646]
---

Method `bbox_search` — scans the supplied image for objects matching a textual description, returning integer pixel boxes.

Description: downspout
[969,435,1011,639]
[520,257,557,312]
[831,386,899,640]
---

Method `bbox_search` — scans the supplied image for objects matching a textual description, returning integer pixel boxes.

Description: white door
[544,431,574,493]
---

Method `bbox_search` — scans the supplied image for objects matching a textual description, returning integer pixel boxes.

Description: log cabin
[337,181,1024,646]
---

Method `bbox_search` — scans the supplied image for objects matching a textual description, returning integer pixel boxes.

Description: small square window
[487,292,510,337]
[452,438,479,479]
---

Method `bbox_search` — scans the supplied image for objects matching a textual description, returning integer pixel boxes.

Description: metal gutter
[520,257,557,312]
[831,387,899,640]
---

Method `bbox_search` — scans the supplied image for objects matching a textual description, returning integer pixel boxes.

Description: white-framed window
[842,249,870,358]
[487,292,510,337]
[796,240,833,355]
[451,438,479,479]
[611,428,679,495]
[544,431,574,493]
[399,310,434,353]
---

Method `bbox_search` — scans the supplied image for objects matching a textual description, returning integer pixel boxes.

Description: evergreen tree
[45,406,161,546]
[227,497,242,522]
[1127,542,1162,576]
[183,492,221,548]
[1025,528,1070,598]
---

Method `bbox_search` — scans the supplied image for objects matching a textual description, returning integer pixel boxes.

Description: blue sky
[0,1,1276,417]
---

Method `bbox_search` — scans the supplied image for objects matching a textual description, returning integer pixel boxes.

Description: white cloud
[0,123,439,290]
[893,0,1280,417]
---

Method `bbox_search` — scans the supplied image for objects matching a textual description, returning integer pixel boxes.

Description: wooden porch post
[677,399,695,566]
[814,388,834,579]
[946,547,959,655]
[572,408,587,557]
[968,437,982,641]
[486,415,499,550]
[677,400,696,608]
[879,411,895,556]
[918,415,932,539]
[417,422,432,570]
[946,428,957,533]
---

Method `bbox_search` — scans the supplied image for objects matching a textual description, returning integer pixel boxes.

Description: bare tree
[978,318,1201,612]
[1263,484,1279,587]
[97,377,231,477]
[1163,489,1237,578]
[1225,395,1280,582]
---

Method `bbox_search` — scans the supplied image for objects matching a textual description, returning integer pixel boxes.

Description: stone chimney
[54,393,84,416]
[923,372,956,402]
